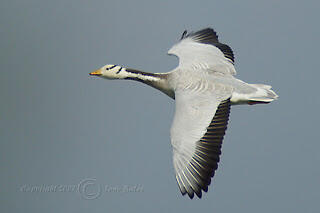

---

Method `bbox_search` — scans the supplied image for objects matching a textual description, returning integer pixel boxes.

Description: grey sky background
[1,0,319,212]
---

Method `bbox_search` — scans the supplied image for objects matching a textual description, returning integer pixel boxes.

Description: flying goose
[90,28,278,199]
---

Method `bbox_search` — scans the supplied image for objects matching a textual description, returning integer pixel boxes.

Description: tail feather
[249,84,278,103]
[231,84,278,105]
[250,84,272,90]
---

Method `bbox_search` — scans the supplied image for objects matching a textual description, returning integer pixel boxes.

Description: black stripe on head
[106,65,117,70]
[116,67,123,74]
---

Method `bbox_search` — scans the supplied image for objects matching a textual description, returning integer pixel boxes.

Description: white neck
[120,68,174,99]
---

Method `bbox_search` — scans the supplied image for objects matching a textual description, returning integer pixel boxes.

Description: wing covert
[168,28,236,75]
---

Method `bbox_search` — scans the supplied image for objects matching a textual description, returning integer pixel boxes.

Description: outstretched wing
[171,89,232,199]
[168,28,236,75]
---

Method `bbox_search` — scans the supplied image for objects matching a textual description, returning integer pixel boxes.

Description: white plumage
[90,28,278,199]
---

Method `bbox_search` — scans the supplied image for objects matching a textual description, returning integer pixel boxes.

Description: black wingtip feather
[181,30,188,40]
[188,98,231,198]
[180,28,235,63]
[182,28,218,42]
[176,98,231,199]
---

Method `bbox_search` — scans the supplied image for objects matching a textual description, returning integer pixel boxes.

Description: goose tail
[231,84,278,105]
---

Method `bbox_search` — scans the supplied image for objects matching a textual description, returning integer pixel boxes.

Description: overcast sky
[1,0,320,212]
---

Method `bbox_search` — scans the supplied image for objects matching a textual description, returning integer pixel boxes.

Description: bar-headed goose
[90,28,278,199]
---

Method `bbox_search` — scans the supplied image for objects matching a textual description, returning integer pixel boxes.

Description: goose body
[90,28,278,198]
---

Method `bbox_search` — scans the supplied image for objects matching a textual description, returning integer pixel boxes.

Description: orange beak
[89,70,102,76]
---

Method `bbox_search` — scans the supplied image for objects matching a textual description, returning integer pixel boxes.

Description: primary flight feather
[89,28,278,199]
